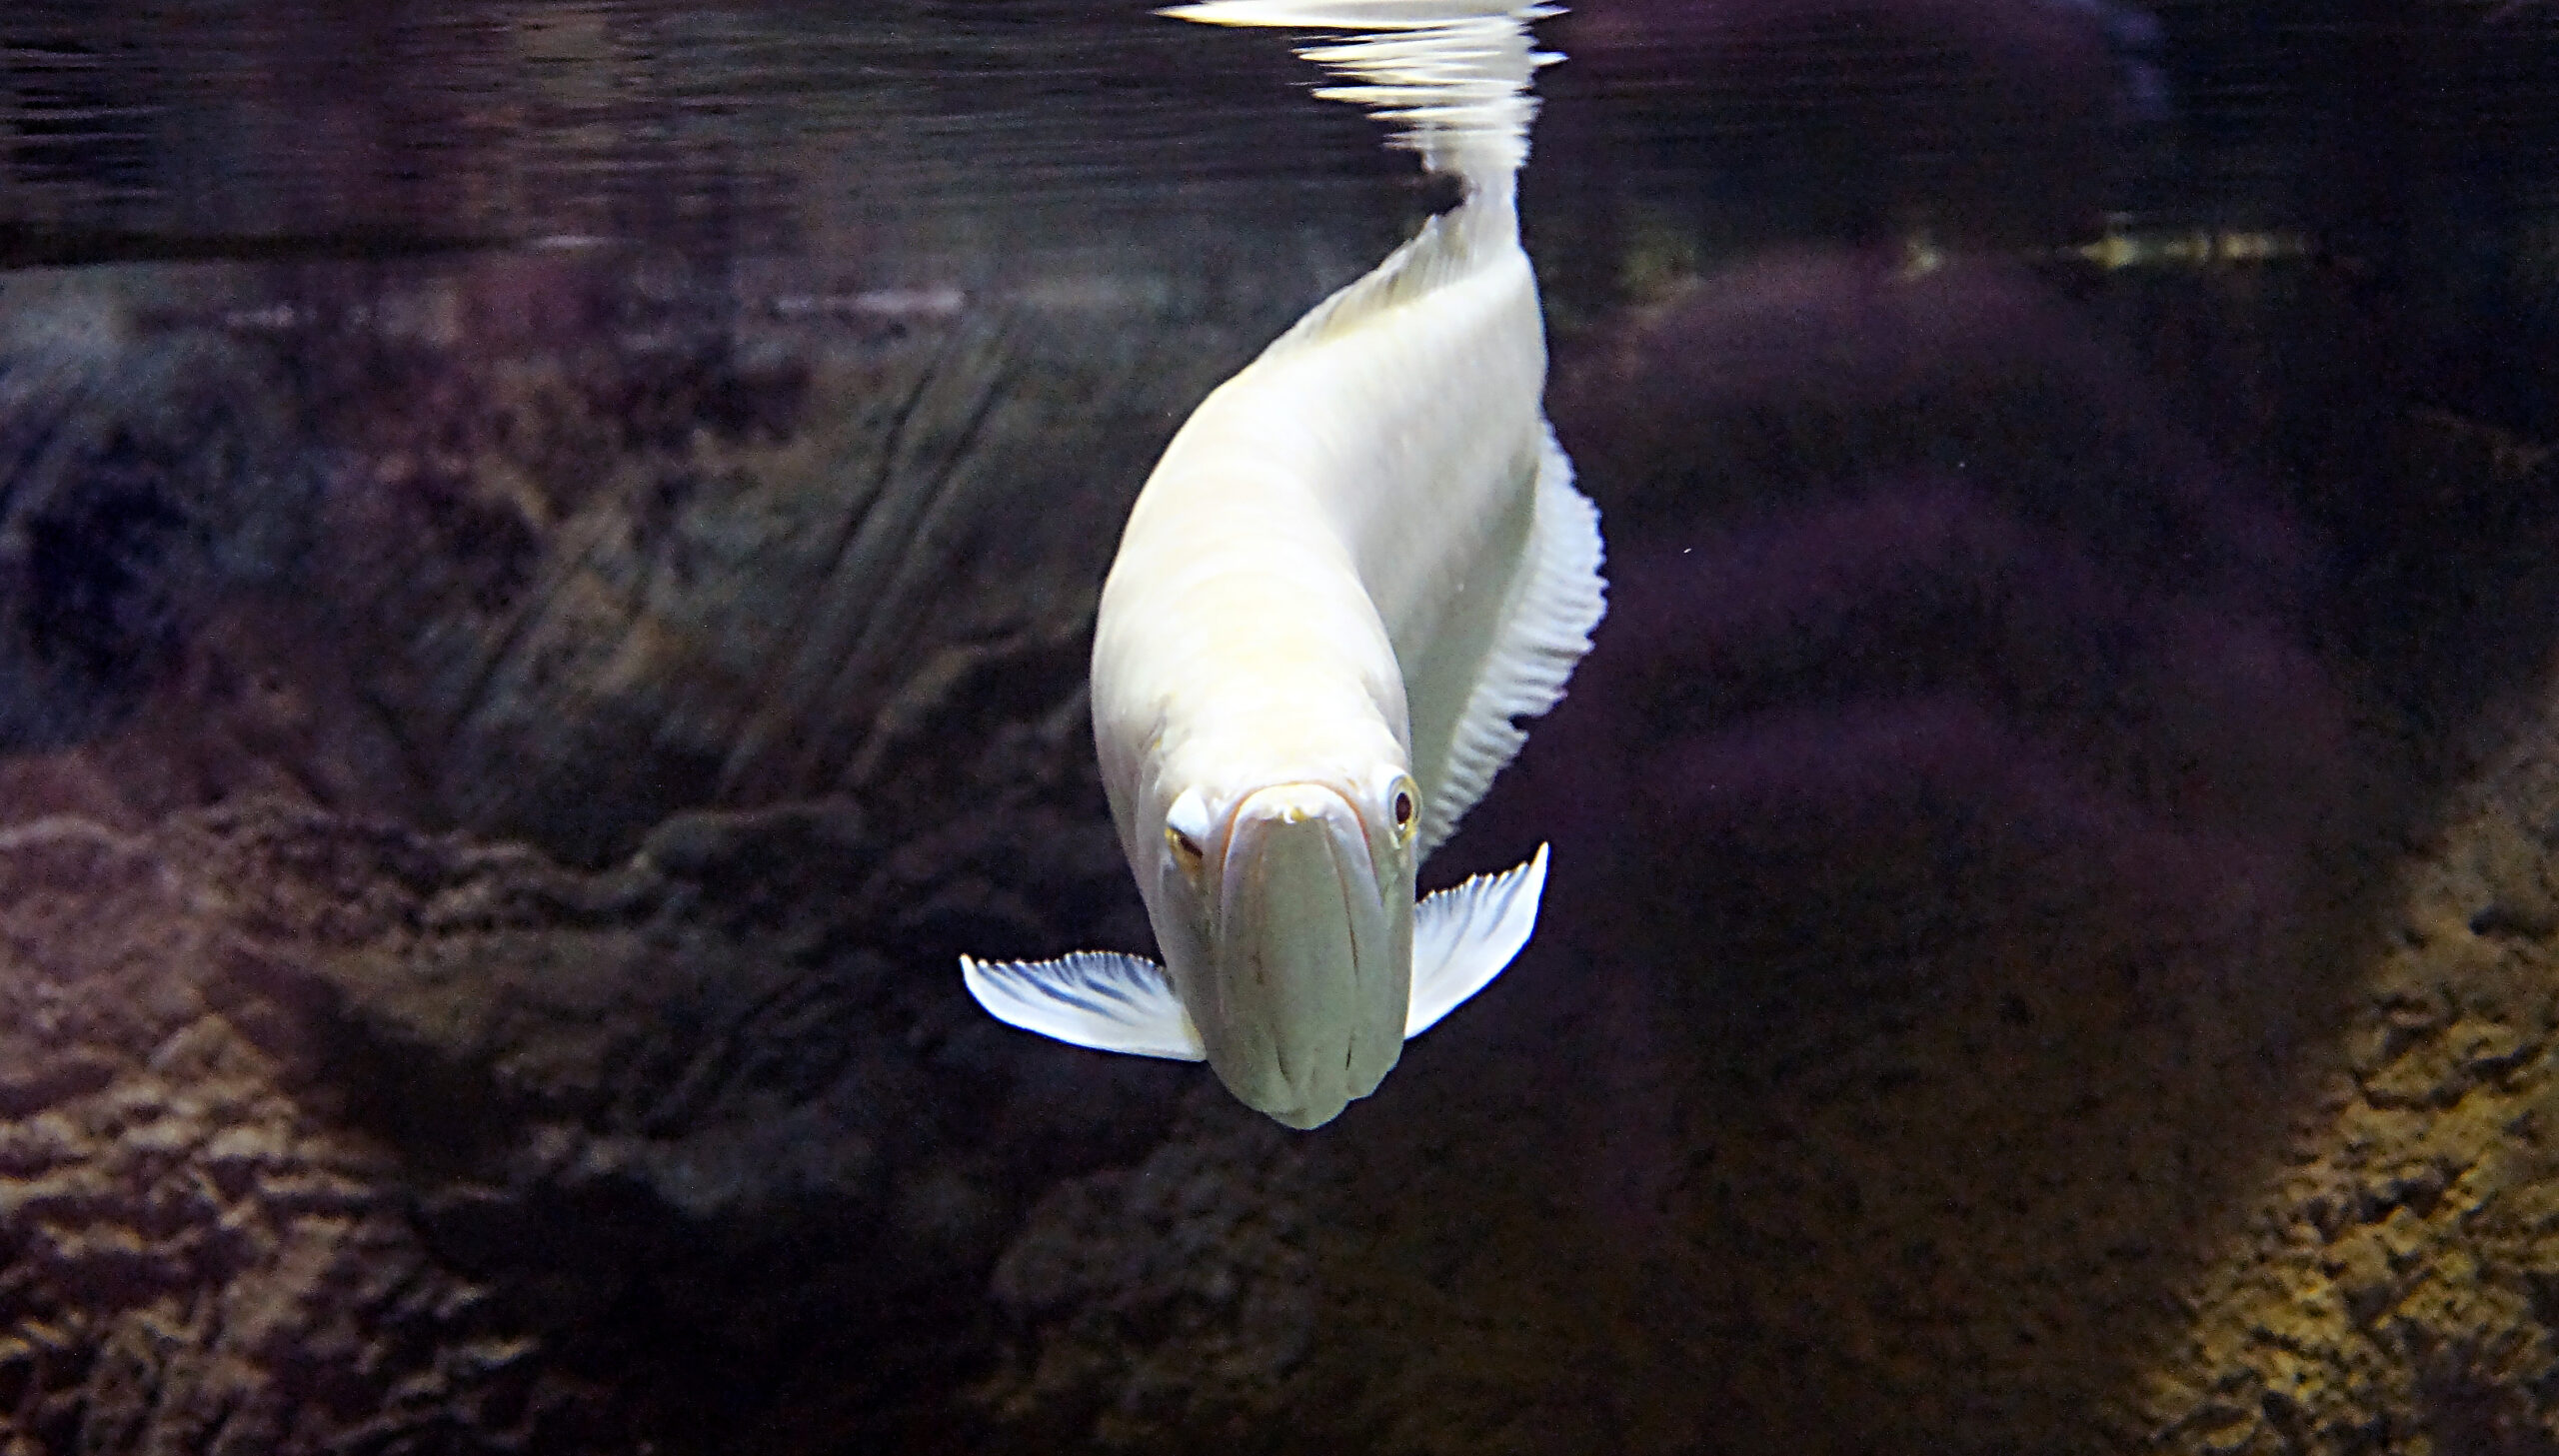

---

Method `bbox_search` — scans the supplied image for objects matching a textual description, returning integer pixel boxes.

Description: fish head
[1142,762,1422,1128]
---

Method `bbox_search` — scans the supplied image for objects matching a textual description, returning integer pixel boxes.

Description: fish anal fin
[961,950,1208,1061]
[1404,842,1548,1038]
[1417,431,1605,857]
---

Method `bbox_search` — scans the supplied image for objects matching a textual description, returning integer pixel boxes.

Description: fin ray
[962,951,1208,1061]
[1404,842,1548,1037]
[1416,431,1605,857]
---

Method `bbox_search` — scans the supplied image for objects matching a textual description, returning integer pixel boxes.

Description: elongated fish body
[962,4,1603,1129]
[1101,200,1547,843]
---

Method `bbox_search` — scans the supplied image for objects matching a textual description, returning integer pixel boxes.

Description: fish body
[962,5,1601,1129]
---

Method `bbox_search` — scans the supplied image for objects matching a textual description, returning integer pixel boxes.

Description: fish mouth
[1208,782,1403,1128]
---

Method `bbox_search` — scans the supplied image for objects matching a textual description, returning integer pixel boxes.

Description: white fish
[962,2,1602,1129]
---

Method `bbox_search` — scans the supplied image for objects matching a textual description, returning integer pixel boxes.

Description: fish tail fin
[1426,117,1523,263]
[1181,2,1560,357]
[1452,161,1523,275]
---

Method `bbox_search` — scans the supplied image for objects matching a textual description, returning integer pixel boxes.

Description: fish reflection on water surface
[962,0,1604,1129]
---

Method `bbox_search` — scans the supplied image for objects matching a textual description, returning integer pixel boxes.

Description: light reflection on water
[2,1,1409,258]
[5,0,2555,260]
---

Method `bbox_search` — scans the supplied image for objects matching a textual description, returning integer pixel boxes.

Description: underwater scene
[4,0,2559,1451]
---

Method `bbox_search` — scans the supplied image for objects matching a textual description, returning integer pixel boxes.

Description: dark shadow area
[0,333,315,753]
[1398,241,2362,1452]
[1376,6,2559,1442]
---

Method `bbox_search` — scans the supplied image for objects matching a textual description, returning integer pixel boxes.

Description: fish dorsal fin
[1259,190,1515,363]
[1404,842,1548,1037]
[1416,430,1606,857]
[961,951,1208,1061]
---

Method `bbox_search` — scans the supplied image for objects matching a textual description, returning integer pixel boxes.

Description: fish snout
[1220,782,1376,937]
[1208,782,1406,1128]
[1242,781,1352,829]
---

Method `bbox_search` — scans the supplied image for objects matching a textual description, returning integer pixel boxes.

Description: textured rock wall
[2126,418,2559,1455]
[8,243,2549,1455]
[0,239,1384,1452]
[0,809,551,1452]
[0,237,1384,866]
[2137,720,2559,1454]
[0,790,1187,1452]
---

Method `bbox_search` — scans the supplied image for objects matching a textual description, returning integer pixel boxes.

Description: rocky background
[7,1,2559,1454]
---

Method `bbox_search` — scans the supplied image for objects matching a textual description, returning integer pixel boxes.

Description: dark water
[8,1,2558,244]
[11,4,2559,1454]
[2,1,1410,260]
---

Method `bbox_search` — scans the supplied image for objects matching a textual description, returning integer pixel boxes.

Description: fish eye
[1164,786,1214,874]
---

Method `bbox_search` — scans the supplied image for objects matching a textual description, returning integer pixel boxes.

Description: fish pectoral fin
[960,950,1208,1061]
[1404,841,1549,1038]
